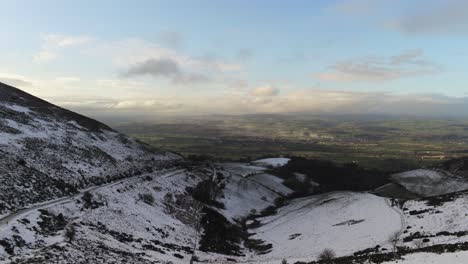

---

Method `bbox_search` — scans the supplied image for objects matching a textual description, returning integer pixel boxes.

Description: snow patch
[252,158,290,168]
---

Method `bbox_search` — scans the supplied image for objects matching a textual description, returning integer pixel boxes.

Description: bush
[270,157,390,194]
[318,248,336,261]
[82,191,94,209]
[64,225,76,242]
[139,193,155,205]
[191,180,224,208]
[199,207,243,256]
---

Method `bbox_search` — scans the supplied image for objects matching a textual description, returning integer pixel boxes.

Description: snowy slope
[391,169,468,197]
[248,192,402,263]
[381,251,468,264]
[0,82,174,217]
[0,169,202,263]
[217,163,292,221]
[252,158,290,168]
[5,82,468,263]
[399,191,468,248]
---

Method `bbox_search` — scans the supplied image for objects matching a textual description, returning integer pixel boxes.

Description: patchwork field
[110,114,468,171]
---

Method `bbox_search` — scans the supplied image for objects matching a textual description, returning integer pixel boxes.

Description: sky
[1,0,468,117]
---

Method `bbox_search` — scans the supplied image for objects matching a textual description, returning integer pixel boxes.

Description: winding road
[0,168,184,229]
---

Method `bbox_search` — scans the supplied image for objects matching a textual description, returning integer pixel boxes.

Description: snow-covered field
[248,192,403,263]
[392,169,468,197]
[382,251,468,264]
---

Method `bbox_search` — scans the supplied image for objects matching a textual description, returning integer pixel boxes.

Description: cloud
[123,58,181,77]
[122,58,211,84]
[388,1,468,34]
[225,79,249,89]
[33,51,58,63]
[92,38,242,87]
[251,85,279,97]
[315,50,441,82]
[0,73,33,87]
[33,33,93,63]
[43,34,93,47]
[0,77,32,87]
[100,38,242,73]
[158,31,184,49]
[173,73,211,85]
[236,49,253,61]
[48,88,468,118]
[53,76,81,84]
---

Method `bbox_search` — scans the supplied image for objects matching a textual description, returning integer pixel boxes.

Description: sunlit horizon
[1,0,468,117]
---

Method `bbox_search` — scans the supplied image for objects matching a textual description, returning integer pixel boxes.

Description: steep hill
[0,82,174,218]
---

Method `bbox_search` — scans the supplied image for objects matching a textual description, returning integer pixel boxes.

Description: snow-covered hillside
[252,158,290,168]
[248,192,402,263]
[4,83,468,264]
[217,163,292,220]
[0,82,174,218]
[0,162,291,264]
[0,168,204,263]
[399,191,468,249]
[381,251,468,264]
[391,169,468,197]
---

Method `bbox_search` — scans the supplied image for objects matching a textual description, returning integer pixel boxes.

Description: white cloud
[251,85,279,97]
[43,34,93,47]
[315,50,441,82]
[48,88,468,117]
[33,33,93,63]
[33,51,58,63]
[53,76,81,84]
[101,38,242,86]
[0,73,33,87]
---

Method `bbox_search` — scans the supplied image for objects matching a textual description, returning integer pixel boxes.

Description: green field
[112,114,468,171]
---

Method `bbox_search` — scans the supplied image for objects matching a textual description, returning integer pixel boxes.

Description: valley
[2,1,468,263]
[3,82,468,264]
[110,115,468,171]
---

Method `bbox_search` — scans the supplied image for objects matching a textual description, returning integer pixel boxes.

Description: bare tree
[190,202,205,263]
[318,248,336,261]
[388,231,400,252]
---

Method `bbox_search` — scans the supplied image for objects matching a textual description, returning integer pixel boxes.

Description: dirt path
[384,198,406,238]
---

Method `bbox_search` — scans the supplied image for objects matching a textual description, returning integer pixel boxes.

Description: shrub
[139,193,155,205]
[64,225,76,242]
[199,207,243,256]
[318,248,336,261]
[191,180,224,208]
[82,191,94,209]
